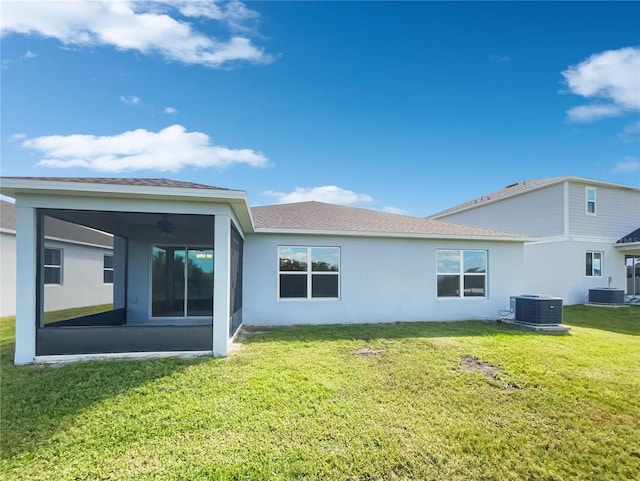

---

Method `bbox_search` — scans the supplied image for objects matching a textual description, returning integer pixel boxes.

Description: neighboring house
[0,200,113,317]
[0,177,527,364]
[429,176,640,305]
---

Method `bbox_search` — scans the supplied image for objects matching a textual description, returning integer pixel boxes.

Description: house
[429,176,640,304]
[0,177,528,364]
[1,200,113,317]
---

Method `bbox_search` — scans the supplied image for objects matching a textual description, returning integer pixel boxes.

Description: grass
[1,306,638,480]
[42,303,114,323]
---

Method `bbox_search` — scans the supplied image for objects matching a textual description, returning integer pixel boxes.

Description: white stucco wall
[0,231,17,317]
[243,234,524,326]
[524,238,627,305]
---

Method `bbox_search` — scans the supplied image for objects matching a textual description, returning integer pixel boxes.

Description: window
[278,246,340,299]
[586,251,602,277]
[103,254,114,284]
[44,248,62,285]
[586,187,596,215]
[437,250,487,298]
[151,246,214,317]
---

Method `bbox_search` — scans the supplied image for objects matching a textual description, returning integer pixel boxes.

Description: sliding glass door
[152,246,214,318]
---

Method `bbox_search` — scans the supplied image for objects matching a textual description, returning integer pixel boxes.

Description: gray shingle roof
[252,201,525,239]
[429,177,565,218]
[617,227,640,244]
[1,200,112,247]
[0,177,235,191]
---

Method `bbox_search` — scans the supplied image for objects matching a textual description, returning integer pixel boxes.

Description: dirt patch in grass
[459,355,501,378]
[459,355,518,391]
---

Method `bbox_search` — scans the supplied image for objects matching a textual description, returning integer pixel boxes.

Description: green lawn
[1,306,638,480]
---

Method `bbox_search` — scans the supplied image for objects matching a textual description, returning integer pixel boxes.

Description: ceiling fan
[156,214,174,234]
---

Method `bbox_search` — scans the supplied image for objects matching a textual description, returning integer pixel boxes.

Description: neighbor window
[103,254,114,284]
[437,250,487,298]
[586,187,596,215]
[151,246,214,317]
[44,248,62,285]
[586,251,602,277]
[278,246,340,299]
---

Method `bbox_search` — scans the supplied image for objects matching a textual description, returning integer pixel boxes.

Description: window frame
[436,249,488,299]
[585,187,596,216]
[43,247,63,285]
[277,246,341,300]
[103,254,114,284]
[585,251,603,277]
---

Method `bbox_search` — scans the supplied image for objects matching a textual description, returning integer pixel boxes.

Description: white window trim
[277,246,341,301]
[103,254,114,285]
[585,186,596,216]
[44,247,63,285]
[586,251,603,277]
[436,249,488,299]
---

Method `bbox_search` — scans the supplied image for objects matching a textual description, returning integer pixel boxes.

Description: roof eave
[615,242,640,250]
[0,178,256,234]
[252,227,530,242]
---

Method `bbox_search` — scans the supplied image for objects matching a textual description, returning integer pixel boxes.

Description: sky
[1,0,639,216]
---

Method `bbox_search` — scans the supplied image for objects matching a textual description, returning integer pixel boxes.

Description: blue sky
[1,1,639,216]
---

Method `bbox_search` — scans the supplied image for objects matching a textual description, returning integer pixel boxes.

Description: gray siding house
[429,176,640,304]
[1,200,114,317]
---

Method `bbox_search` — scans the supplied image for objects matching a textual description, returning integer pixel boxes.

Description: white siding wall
[524,239,627,305]
[0,232,17,317]
[437,184,565,237]
[567,182,640,238]
[243,234,524,326]
[1,232,113,316]
[43,240,113,312]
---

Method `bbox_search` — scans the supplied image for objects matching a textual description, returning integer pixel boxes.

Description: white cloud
[619,121,640,142]
[22,124,268,172]
[24,50,36,59]
[10,133,27,141]
[612,156,640,174]
[164,106,178,114]
[381,206,408,215]
[0,0,273,68]
[562,47,640,122]
[120,95,140,105]
[263,186,374,207]
[490,54,511,64]
[566,104,623,123]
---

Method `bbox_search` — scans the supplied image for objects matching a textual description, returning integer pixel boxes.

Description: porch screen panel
[230,226,243,336]
[152,247,186,317]
[186,248,214,316]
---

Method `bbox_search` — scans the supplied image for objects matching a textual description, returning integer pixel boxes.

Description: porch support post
[14,205,37,364]
[113,235,127,310]
[213,215,231,357]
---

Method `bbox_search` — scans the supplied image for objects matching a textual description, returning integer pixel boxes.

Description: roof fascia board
[43,235,113,249]
[0,178,246,201]
[0,179,255,233]
[253,227,530,242]
[615,242,640,250]
[564,176,640,192]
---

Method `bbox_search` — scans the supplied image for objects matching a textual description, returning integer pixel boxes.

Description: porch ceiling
[43,209,214,242]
